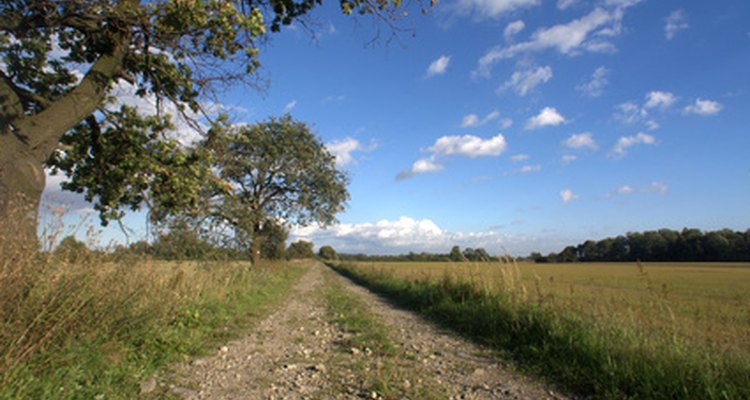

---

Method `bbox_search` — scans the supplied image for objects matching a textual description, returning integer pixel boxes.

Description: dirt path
[167,262,568,399]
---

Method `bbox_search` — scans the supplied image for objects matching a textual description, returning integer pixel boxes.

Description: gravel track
[164,262,568,399]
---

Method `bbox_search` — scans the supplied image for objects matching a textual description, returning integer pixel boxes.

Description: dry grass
[0,204,301,398]
[343,260,750,359]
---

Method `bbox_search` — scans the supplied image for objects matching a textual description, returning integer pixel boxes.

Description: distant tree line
[337,245,498,262]
[530,228,750,263]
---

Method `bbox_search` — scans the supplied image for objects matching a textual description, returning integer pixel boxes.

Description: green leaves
[204,115,349,257]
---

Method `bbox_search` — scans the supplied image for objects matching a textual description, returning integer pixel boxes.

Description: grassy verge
[0,248,305,400]
[329,262,750,400]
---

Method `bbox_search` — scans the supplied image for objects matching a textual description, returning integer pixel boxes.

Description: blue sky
[43,0,750,255]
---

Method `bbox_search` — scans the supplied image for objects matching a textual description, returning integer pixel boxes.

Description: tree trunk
[0,129,45,249]
[0,30,129,244]
[250,222,262,266]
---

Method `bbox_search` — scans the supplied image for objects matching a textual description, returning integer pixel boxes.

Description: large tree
[205,115,348,264]
[0,0,417,241]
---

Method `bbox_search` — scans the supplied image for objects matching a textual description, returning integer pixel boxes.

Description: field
[332,260,750,399]
[344,261,750,357]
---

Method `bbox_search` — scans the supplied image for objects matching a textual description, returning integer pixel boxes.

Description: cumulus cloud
[504,20,526,42]
[665,10,688,40]
[326,137,377,166]
[450,0,540,20]
[474,6,635,77]
[644,91,676,109]
[398,134,508,179]
[560,189,579,203]
[510,154,529,162]
[525,107,566,130]
[427,134,508,158]
[577,66,609,97]
[460,110,500,127]
[610,132,656,157]
[500,66,553,96]
[562,132,597,150]
[426,55,451,77]
[290,216,555,255]
[683,98,722,116]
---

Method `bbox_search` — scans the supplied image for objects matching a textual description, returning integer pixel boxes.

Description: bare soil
[162,262,568,399]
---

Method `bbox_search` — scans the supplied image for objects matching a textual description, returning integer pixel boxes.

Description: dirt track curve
[164,262,568,399]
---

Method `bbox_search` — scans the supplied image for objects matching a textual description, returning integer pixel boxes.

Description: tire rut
[164,262,568,399]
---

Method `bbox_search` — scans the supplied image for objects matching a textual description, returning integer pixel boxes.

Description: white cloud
[525,107,566,130]
[500,118,513,129]
[426,55,451,77]
[475,6,632,77]
[397,157,444,180]
[644,181,669,195]
[398,133,508,179]
[501,66,553,96]
[610,132,656,157]
[510,154,529,162]
[560,189,579,203]
[504,20,526,42]
[644,91,676,109]
[557,0,579,10]
[577,66,609,97]
[561,154,578,164]
[563,132,597,150]
[616,185,633,194]
[326,137,377,167]
[665,10,688,40]
[283,100,297,113]
[519,164,542,173]
[290,215,561,255]
[451,0,540,20]
[427,134,508,158]
[683,98,722,116]
[614,101,648,125]
[460,111,500,128]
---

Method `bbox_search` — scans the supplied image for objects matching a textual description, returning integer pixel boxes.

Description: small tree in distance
[318,245,337,261]
[287,240,315,260]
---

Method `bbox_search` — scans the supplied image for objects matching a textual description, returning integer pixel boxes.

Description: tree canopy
[0,0,423,240]
[201,115,349,263]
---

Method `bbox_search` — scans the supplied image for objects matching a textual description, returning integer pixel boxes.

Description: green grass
[329,261,750,400]
[0,254,305,400]
[321,269,445,400]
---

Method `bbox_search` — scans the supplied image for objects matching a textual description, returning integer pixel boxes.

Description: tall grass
[330,260,750,399]
[0,208,304,399]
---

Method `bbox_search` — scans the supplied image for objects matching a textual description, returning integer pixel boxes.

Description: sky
[42,0,750,256]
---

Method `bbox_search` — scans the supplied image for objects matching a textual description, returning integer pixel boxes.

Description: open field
[343,261,750,358]
[332,260,750,399]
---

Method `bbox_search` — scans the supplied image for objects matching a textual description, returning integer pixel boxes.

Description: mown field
[332,260,750,399]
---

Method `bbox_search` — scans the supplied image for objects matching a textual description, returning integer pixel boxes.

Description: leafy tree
[0,0,423,242]
[54,234,89,262]
[286,240,314,260]
[258,219,288,261]
[205,115,348,264]
[449,245,464,262]
[318,245,337,260]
